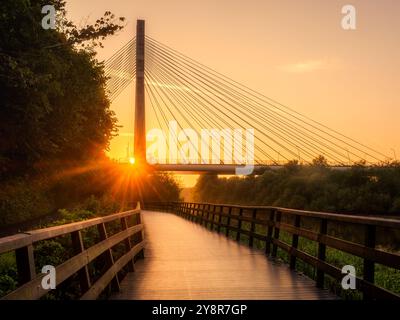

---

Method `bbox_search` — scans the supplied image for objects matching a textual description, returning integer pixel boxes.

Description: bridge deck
[111,211,335,300]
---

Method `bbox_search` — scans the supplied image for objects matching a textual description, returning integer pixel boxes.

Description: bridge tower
[134,20,146,165]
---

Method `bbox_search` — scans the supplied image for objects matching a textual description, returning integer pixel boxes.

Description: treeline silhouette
[194,159,400,216]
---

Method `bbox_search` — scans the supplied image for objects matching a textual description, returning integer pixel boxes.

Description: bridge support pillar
[134,20,146,165]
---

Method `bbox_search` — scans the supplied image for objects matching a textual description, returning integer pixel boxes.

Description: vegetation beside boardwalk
[0,196,128,298]
[195,159,400,216]
[0,0,124,227]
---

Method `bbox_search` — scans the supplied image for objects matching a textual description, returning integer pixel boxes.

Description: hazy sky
[66,0,400,186]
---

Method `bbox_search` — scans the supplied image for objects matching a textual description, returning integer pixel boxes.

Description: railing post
[194,204,198,223]
[265,209,275,255]
[249,208,257,247]
[97,223,120,292]
[210,205,216,230]
[191,203,195,222]
[196,204,201,224]
[205,204,210,228]
[136,211,145,259]
[225,206,232,237]
[290,215,301,270]
[120,217,135,272]
[200,204,203,222]
[15,245,36,285]
[217,206,222,233]
[71,230,92,293]
[201,204,206,226]
[316,219,328,288]
[363,224,376,300]
[236,208,243,242]
[191,203,197,222]
[271,211,281,258]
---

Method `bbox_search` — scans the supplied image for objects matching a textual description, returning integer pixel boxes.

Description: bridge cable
[145,36,387,164]
[145,41,349,164]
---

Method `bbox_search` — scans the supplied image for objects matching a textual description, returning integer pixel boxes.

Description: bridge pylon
[134,20,146,166]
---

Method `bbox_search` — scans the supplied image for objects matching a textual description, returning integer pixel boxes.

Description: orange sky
[66,0,400,187]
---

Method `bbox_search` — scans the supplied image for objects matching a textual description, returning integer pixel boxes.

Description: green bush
[0,252,17,297]
[0,178,52,226]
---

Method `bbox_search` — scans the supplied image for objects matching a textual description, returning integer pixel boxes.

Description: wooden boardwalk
[111,211,335,300]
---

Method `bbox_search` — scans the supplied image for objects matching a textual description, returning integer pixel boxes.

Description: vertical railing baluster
[217,206,222,233]
[316,219,328,288]
[204,204,208,226]
[271,211,281,258]
[199,203,202,221]
[290,215,301,270]
[97,223,120,292]
[120,217,135,272]
[192,203,196,221]
[236,208,243,242]
[71,230,92,293]
[137,211,145,259]
[226,206,232,237]
[249,208,257,247]
[199,204,203,224]
[15,245,36,285]
[206,204,211,228]
[210,205,216,230]
[265,209,275,255]
[363,224,376,300]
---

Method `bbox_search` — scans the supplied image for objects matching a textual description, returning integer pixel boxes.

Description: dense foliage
[0,0,181,228]
[195,160,400,215]
[0,0,124,176]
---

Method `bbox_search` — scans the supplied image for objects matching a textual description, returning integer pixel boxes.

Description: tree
[0,0,125,178]
[311,155,328,167]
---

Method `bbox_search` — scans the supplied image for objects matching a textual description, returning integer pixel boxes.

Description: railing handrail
[154,201,400,229]
[0,208,141,255]
[0,203,145,300]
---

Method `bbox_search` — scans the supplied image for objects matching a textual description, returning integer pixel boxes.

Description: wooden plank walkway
[111,211,335,300]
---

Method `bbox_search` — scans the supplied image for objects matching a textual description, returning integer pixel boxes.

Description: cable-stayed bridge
[103,20,389,174]
[1,21,399,301]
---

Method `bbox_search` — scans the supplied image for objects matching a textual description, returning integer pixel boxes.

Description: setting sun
[129,157,135,165]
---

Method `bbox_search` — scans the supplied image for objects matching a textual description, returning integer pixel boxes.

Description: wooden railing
[145,202,400,300]
[0,203,145,300]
